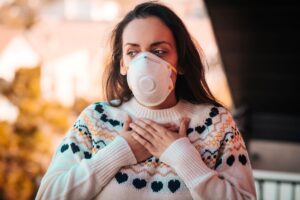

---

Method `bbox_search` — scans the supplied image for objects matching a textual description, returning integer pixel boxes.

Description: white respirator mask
[126,52,177,107]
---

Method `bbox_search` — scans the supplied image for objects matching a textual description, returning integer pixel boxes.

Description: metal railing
[253,169,300,200]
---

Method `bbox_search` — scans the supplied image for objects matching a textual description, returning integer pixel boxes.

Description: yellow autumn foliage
[0,66,90,199]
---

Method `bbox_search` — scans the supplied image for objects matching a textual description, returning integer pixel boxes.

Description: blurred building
[0,0,233,109]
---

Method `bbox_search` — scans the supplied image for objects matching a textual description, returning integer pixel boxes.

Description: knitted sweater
[36,97,256,200]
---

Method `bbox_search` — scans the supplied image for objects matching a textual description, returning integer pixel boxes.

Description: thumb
[179,117,190,136]
[122,115,132,131]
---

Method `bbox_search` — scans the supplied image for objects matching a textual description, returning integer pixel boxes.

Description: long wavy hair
[103,1,222,107]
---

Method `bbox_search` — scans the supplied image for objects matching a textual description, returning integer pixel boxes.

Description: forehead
[122,16,175,46]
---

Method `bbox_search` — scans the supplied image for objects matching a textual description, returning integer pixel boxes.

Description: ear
[120,59,127,75]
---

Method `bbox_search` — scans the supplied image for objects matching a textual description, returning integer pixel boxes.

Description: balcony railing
[253,169,300,200]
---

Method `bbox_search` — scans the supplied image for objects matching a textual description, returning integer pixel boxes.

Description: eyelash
[126,49,167,58]
[152,49,167,57]
[126,51,138,57]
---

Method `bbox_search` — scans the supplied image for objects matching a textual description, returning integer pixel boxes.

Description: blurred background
[0,0,299,199]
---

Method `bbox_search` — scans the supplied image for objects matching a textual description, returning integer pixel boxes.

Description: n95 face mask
[126,52,177,107]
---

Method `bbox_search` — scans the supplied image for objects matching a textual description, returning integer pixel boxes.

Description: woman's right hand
[120,116,152,162]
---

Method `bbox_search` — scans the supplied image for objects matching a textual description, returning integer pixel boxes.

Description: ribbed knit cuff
[88,136,137,182]
[160,137,216,188]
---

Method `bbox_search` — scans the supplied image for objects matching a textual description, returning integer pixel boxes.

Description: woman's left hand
[129,118,190,158]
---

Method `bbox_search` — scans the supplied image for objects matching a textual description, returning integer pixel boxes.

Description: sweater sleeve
[160,108,256,200]
[35,105,137,200]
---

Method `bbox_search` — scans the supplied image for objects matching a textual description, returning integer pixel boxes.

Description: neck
[137,91,178,110]
[121,94,192,121]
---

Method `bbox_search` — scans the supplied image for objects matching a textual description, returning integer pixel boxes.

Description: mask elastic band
[168,64,177,74]
[126,64,177,74]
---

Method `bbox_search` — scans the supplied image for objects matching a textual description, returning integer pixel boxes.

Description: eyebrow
[124,41,173,48]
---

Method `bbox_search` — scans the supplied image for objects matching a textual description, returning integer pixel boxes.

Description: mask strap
[168,64,177,74]
[124,65,129,72]
[126,64,177,74]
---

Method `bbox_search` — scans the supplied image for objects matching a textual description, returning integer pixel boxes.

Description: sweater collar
[121,97,191,122]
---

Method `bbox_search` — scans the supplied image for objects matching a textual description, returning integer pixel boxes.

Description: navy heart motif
[187,128,194,135]
[151,181,163,192]
[195,125,206,134]
[115,172,128,184]
[133,178,147,189]
[209,107,219,117]
[70,143,80,153]
[84,151,92,159]
[205,118,212,126]
[239,154,247,165]
[109,119,120,127]
[168,180,180,193]
[226,155,235,166]
[100,114,108,122]
[95,104,104,113]
[60,144,69,153]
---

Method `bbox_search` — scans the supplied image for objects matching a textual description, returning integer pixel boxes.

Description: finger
[134,120,159,137]
[131,131,153,150]
[158,122,172,128]
[164,123,179,132]
[142,119,166,133]
[161,123,179,132]
[179,117,190,136]
[129,122,154,141]
[122,115,132,131]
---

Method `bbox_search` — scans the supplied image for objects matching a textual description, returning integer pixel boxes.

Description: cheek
[166,57,177,69]
[166,54,178,73]
[121,54,128,66]
[120,56,131,74]
[170,62,179,84]
[171,72,177,85]
[165,57,178,85]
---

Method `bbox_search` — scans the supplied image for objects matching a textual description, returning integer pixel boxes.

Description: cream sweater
[36,97,256,200]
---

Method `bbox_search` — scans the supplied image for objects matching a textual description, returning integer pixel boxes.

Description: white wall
[249,139,300,173]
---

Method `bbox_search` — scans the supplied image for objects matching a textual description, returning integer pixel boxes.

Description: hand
[119,116,152,162]
[129,118,190,158]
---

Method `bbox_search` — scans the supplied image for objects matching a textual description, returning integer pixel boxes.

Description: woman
[36,2,256,200]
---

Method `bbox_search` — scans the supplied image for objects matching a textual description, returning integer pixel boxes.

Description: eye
[152,49,167,57]
[126,50,138,58]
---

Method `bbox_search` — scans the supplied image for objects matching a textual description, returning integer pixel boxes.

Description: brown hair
[103,1,222,107]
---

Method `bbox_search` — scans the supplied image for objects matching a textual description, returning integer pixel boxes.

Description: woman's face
[120,16,178,80]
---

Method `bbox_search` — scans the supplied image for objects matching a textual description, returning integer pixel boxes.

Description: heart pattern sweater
[36,97,256,200]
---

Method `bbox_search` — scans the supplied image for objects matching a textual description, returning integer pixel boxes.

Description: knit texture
[36,97,256,200]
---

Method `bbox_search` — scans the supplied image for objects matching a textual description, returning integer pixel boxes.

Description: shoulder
[77,99,129,130]
[184,101,237,137]
[71,101,111,134]
[199,104,236,129]
[78,100,120,119]
[199,105,240,144]
[80,101,109,114]
[183,101,232,120]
